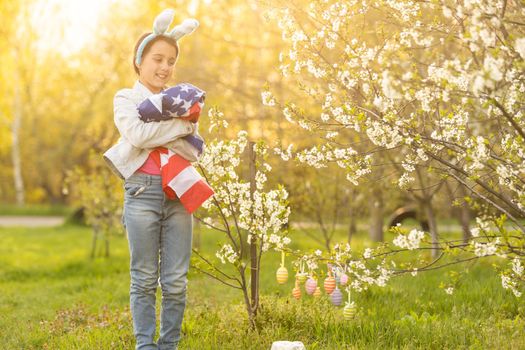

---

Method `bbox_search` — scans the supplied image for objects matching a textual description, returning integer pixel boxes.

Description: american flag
[138,83,206,123]
[150,148,214,214]
[138,82,206,154]
[137,82,213,213]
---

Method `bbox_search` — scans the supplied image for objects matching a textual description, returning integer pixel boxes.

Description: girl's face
[137,39,178,93]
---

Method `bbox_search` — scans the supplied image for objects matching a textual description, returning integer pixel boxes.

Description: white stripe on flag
[160,149,178,166]
[149,93,163,113]
[160,152,170,166]
[167,166,202,196]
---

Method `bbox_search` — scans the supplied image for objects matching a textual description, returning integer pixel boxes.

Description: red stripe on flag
[162,153,190,178]
[181,102,201,123]
[179,179,215,214]
[163,185,177,200]
[161,154,191,195]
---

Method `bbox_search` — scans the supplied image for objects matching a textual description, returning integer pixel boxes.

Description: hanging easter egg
[276,266,288,284]
[292,286,301,300]
[339,273,349,286]
[330,288,343,306]
[324,276,336,294]
[296,272,308,284]
[343,302,357,320]
[305,278,317,295]
[313,286,322,298]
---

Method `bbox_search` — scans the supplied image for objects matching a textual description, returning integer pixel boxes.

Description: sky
[28,0,210,57]
[30,0,121,56]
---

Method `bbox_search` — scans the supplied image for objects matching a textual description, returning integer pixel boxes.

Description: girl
[103,10,202,350]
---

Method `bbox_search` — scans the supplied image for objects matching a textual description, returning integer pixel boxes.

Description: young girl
[103,10,204,350]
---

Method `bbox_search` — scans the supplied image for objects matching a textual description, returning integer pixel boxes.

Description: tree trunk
[193,217,201,251]
[369,187,383,242]
[105,231,110,258]
[11,79,24,206]
[460,204,472,243]
[90,226,99,259]
[457,184,472,242]
[348,188,357,243]
[240,271,256,329]
[248,141,259,320]
[414,168,439,257]
[422,199,439,258]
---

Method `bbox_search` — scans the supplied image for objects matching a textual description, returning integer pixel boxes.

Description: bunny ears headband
[135,9,199,66]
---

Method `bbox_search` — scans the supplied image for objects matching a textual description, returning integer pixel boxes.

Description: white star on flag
[179,99,192,111]
[179,84,191,93]
[171,95,184,106]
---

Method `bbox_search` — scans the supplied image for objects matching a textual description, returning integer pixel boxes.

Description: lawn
[0,223,523,349]
[0,204,73,216]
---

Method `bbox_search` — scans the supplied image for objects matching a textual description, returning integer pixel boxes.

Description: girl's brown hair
[133,33,179,74]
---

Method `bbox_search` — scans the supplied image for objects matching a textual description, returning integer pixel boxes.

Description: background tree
[265,0,525,294]
[193,115,291,327]
[64,153,124,258]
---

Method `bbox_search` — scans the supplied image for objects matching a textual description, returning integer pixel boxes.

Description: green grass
[0,204,73,216]
[0,224,523,349]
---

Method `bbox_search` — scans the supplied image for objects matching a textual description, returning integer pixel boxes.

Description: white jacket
[103,80,201,179]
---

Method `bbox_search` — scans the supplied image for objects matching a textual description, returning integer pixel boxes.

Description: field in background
[1,224,523,349]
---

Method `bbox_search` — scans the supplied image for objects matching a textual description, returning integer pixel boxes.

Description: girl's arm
[164,139,200,162]
[113,89,195,149]
[165,125,204,163]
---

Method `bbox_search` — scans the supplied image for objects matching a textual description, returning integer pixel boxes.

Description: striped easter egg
[313,286,322,298]
[330,288,343,306]
[276,266,288,284]
[292,286,301,300]
[343,302,357,320]
[296,273,308,284]
[339,273,349,286]
[324,276,336,294]
[305,278,317,295]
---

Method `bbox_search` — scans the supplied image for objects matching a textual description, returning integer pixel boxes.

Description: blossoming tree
[194,108,291,326]
[261,0,524,297]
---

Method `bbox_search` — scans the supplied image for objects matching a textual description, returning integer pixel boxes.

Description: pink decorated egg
[339,273,349,286]
[305,277,317,295]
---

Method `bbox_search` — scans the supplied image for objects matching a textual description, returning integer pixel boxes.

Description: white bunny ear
[153,9,175,34]
[168,19,199,40]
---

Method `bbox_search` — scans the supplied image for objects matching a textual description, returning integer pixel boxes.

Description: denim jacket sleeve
[113,89,194,149]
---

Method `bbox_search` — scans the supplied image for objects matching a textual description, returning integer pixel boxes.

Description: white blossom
[473,239,499,257]
[216,244,238,264]
[261,91,276,106]
[393,229,426,250]
[516,38,525,59]
[512,257,523,276]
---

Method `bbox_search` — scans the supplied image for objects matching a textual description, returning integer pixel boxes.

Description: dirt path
[0,216,65,227]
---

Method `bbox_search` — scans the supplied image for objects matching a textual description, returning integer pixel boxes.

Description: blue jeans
[123,173,193,350]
